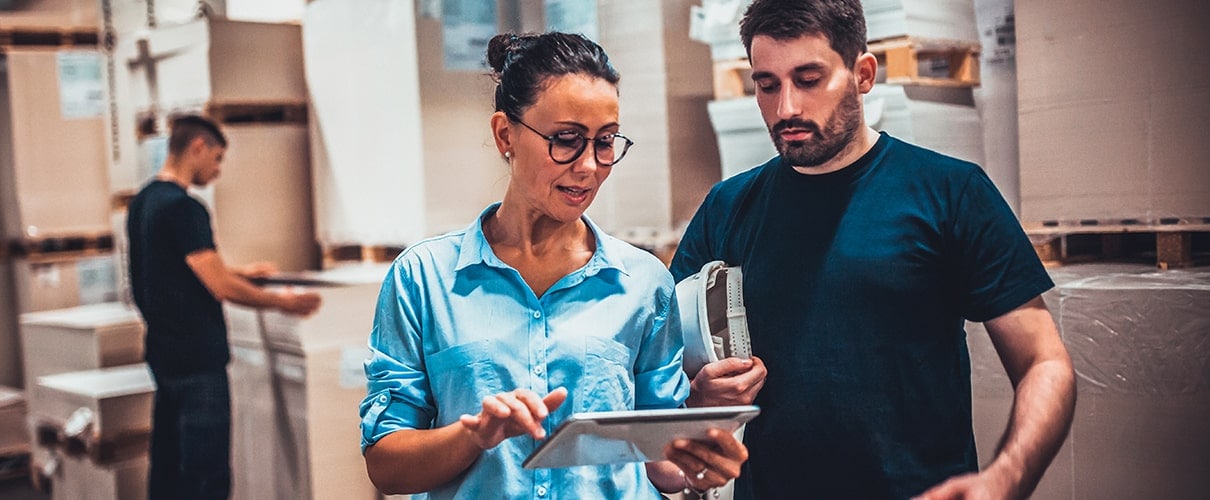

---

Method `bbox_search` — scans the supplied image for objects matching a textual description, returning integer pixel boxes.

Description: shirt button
[537,485,547,496]
[378,394,388,403]
[533,310,541,319]
[534,365,544,376]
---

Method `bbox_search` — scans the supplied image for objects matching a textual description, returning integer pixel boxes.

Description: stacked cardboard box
[0,44,119,388]
[1016,0,1210,224]
[107,18,317,271]
[595,0,721,233]
[0,386,27,458]
[864,0,978,42]
[17,302,144,492]
[31,364,154,500]
[0,49,110,241]
[226,264,387,500]
[0,0,96,30]
[304,0,427,247]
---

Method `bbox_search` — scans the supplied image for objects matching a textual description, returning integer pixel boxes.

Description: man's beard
[770,82,862,168]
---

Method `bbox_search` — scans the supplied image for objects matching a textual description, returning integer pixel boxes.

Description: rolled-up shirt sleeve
[360,259,436,452]
[633,273,690,411]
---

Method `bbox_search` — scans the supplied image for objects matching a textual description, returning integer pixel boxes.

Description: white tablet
[522,405,760,469]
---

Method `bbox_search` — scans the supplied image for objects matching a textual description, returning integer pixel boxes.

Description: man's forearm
[988,357,1076,498]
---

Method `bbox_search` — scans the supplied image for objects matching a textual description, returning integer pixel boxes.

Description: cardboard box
[865,85,985,166]
[707,96,777,180]
[31,364,154,444]
[0,385,27,456]
[1017,0,1210,223]
[18,302,143,389]
[211,123,317,272]
[51,452,148,500]
[140,18,305,111]
[0,0,96,30]
[0,49,111,240]
[863,0,978,42]
[10,253,119,316]
[0,259,19,387]
[304,0,427,247]
[226,265,386,500]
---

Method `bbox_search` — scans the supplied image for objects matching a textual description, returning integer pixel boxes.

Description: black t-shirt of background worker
[127,180,230,375]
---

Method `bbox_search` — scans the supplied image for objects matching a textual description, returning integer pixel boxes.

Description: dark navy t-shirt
[127,180,230,376]
[671,133,1053,499]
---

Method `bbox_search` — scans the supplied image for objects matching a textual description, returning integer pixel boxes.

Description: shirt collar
[454,202,629,277]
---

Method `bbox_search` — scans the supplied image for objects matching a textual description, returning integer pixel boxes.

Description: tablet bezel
[522,405,759,469]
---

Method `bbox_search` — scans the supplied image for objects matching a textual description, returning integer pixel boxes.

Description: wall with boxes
[1017,0,1210,225]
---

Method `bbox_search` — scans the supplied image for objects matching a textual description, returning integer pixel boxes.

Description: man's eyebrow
[751,62,826,81]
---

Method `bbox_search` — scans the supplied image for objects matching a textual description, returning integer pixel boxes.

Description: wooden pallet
[868,36,981,87]
[7,232,115,259]
[204,101,309,125]
[712,58,753,100]
[1026,219,1210,269]
[34,420,150,465]
[0,26,99,51]
[322,243,405,269]
[711,36,981,99]
[0,449,30,482]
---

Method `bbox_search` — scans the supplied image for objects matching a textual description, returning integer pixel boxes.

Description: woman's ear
[490,111,513,158]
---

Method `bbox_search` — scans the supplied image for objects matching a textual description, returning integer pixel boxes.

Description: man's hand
[459,387,567,451]
[234,261,278,279]
[913,469,1016,500]
[276,289,321,316]
[686,356,767,407]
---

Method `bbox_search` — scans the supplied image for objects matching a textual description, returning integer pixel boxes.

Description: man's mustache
[772,119,820,136]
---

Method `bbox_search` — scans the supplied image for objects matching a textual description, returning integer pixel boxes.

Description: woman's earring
[504,151,511,159]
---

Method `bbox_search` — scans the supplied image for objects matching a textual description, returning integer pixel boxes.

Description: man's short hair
[740,0,868,68]
[167,114,227,155]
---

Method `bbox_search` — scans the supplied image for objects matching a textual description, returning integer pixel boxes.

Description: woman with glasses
[358,32,749,499]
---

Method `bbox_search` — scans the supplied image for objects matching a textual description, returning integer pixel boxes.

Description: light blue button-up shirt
[361,203,689,500]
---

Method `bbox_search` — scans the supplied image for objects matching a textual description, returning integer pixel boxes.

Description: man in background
[126,114,321,499]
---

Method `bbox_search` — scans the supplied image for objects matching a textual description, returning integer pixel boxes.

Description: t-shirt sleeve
[169,198,216,256]
[951,168,1054,322]
[670,188,717,282]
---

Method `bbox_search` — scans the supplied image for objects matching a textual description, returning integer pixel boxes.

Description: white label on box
[77,257,118,305]
[340,346,369,389]
[56,51,106,119]
[545,0,599,40]
[441,0,496,70]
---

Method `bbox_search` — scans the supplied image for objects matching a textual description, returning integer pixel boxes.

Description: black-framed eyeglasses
[513,118,634,167]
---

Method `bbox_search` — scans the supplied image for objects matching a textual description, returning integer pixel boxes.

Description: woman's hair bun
[487,33,532,75]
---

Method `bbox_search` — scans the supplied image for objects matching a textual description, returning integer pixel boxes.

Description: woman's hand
[459,387,568,450]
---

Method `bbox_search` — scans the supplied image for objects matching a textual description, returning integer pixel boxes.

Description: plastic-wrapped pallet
[969,264,1210,500]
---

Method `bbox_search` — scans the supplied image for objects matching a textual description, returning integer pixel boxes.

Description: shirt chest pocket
[426,339,508,424]
[578,336,635,412]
